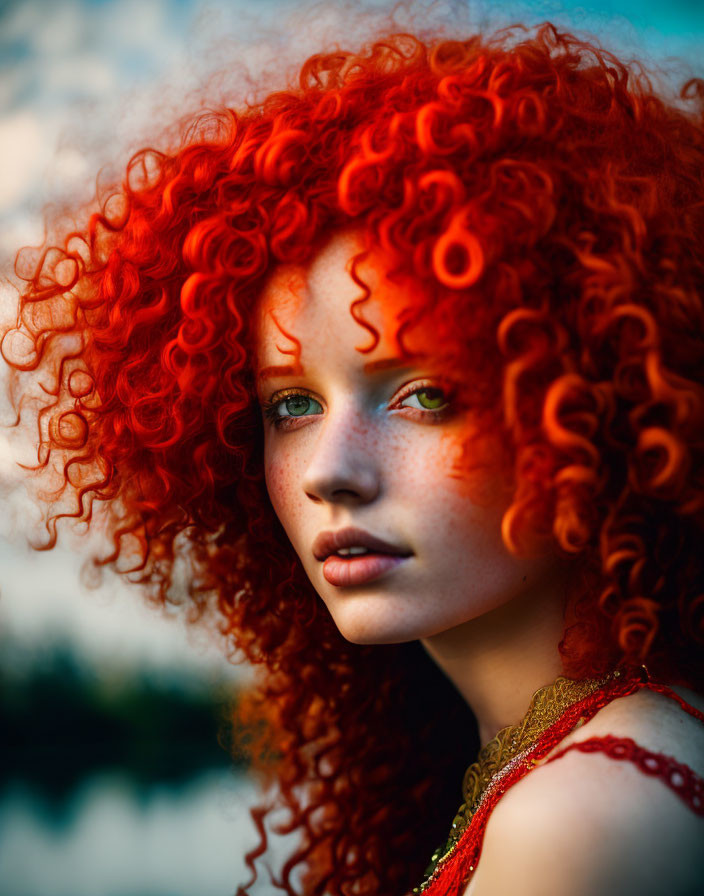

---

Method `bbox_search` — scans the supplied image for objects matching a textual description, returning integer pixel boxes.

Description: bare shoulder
[464,684,704,896]
[553,682,704,777]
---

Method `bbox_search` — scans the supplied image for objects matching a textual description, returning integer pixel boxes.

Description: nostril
[302,455,381,505]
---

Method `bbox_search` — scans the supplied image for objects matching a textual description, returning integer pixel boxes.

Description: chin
[326,600,429,646]
[339,627,416,646]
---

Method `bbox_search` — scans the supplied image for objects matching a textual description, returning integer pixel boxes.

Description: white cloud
[0,112,43,207]
[43,53,118,96]
[30,0,87,58]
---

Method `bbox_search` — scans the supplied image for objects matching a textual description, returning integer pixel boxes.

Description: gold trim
[412,672,614,893]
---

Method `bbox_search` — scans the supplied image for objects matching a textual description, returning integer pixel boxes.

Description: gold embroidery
[412,672,614,893]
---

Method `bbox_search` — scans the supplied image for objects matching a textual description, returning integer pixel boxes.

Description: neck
[420,569,569,746]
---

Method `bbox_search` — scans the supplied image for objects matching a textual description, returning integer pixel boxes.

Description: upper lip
[312,527,412,561]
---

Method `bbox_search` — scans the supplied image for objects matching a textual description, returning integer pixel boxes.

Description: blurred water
[0,770,267,896]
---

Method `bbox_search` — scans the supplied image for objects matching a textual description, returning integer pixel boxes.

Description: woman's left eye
[398,386,450,413]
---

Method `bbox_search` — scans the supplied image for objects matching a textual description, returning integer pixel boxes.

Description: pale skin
[254,230,704,895]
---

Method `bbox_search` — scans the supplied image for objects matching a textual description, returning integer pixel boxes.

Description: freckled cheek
[264,444,296,509]
[263,445,313,542]
[265,473,309,568]
[394,431,489,534]
[390,429,462,492]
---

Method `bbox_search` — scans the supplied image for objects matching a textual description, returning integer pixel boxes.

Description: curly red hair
[4,21,704,896]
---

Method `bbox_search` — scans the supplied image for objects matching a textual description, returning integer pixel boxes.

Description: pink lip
[312,526,411,562]
[322,553,409,587]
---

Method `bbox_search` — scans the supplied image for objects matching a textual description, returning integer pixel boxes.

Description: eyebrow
[257,354,428,381]
[362,354,426,373]
[258,364,302,381]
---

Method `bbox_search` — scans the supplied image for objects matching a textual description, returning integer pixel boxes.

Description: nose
[302,411,381,505]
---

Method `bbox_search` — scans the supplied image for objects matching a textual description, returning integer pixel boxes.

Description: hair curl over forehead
[4,21,704,896]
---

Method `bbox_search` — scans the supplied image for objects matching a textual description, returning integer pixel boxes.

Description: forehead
[255,231,428,366]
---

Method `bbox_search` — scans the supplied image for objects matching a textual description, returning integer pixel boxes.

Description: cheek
[401,431,509,544]
[264,442,310,546]
[264,450,294,515]
[396,427,466,497]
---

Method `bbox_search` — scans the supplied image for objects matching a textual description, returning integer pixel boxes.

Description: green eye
[263,392,323,426]
[400,387,449,412]
[284,395,319,417]
[416,388,446,410]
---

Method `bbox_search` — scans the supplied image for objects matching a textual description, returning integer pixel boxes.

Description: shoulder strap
[542,683,704,817]
[544,734,704,816]
[638,680,704,724]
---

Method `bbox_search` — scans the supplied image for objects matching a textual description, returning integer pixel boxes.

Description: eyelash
[261,380,453,430]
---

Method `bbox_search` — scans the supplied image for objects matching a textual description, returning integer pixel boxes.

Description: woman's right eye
[262,392,324,428]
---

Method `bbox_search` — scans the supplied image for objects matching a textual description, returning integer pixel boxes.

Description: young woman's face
[255,230,558,645]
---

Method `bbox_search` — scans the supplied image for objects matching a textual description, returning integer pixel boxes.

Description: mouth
[312,527,412,587]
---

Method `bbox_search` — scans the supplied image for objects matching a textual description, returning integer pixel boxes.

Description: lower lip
[322,553,409,586]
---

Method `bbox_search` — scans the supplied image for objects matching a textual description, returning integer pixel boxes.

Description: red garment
[544,734,704,816]
[418,674,704,896]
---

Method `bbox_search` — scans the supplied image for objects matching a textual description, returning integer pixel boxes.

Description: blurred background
[0,1,701,895]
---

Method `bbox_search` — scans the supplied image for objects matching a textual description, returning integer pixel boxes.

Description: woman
[4,20,703,896]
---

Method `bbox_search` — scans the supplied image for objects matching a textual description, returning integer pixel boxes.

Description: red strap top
[544,733,704,816]
[417,675,704,896]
